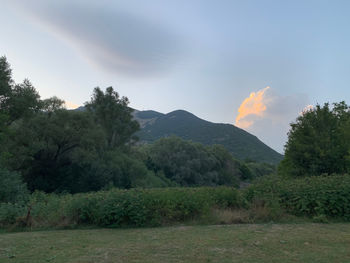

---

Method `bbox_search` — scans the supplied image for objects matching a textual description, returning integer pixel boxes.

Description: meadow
[1,224,350,263]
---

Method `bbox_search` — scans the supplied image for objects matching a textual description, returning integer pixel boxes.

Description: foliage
[245,174,350,220]
[0,167,29,226]
[0,56,13,109]
[0,168,29,203]
[279,102,350,177]
[85,87,139,149]
[0,187,243,228]
[244,161,276,180]
[143,137,242,187]
[6,79,41,124]
[7,110,104,192]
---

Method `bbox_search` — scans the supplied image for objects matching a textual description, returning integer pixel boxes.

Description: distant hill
[133,109,283,164]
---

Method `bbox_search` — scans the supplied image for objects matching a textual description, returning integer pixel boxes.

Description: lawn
[1,224,350,263]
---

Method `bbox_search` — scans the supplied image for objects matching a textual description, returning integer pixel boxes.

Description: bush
[0,203,27,226]
[0,187,243,228]
[0,168,29,203]
[245,174,350,220]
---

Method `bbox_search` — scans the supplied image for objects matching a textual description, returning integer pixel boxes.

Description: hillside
[133,109,283,164]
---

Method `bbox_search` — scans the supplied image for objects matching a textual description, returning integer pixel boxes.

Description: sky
[1,0,350,153]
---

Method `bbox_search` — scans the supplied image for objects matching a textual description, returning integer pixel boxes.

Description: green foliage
[143,137,241,187]
[245,174,350,220]
[85,87,139,149]
[41,96,65,113]
[0,187,243,228]
[0,56,13,108]
[0,168,29,203]
[8,110,105,192]
[280,102,350,177]
[6,79,41,123]
[0,167,29,227]
[0,203,27,225]
[244,161,276,180]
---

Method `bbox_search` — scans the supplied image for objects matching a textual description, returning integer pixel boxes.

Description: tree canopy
[279,102,350,177]
[142,136,246,187]
[85,87,139,149]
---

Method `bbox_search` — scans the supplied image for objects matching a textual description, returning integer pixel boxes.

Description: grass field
[1,224,350,263]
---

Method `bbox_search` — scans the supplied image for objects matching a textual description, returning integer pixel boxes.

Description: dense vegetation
[1,55,350,230]
[0,56,270,196]
[0,187,242,228]
[246,175,350,221]
[2,174,350,228]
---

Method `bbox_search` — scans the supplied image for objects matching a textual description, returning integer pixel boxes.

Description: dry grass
[210,201,285,224]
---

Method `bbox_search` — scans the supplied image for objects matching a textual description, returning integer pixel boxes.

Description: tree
[85,87,139,149]
[41,96,65,113]
[279,102,350,177]
[0,56,41,124]
[144,136,241,186]
[0,56,13,109]
[9,110,105,192]
[6,79,41,123]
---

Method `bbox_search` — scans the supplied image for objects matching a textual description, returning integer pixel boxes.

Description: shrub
[245,174,350,220]
[0,168,29,203]
[0,187,243,228]
[0,203,26,226]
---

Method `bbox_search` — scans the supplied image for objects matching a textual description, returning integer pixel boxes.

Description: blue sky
[1,0,350,153]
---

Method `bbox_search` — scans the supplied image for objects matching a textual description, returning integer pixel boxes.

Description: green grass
[1,224,350,262]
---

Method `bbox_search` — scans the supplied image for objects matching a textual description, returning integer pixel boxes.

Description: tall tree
[85,87,139,149]
[6,79,41,123]
[0,56,13,109]
[279,102,350,177]
[9,110,104,192]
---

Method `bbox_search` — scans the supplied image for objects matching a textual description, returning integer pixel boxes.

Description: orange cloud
[65,101,80,110]
[235,86,270,129]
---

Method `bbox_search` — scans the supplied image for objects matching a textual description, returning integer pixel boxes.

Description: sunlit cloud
[235,86,270,128]
[234,86,310,153]
[65,101,80,110]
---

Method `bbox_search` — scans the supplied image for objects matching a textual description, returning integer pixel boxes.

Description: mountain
[133,109,283,164]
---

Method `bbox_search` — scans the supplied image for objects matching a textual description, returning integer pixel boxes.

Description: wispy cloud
[10,0,185,76]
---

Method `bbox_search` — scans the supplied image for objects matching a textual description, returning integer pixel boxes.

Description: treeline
[1,55,350,228]
[0,56,274,196]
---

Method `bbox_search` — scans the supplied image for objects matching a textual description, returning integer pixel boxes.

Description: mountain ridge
[133,109,283,164]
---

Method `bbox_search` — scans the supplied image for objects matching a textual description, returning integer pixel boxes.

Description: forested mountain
[134,109,283,164]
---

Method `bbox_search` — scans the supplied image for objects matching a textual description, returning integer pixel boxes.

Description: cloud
[64,101,80,110]
[235,86,270,128]
[11,0,185,76]
[235,87,309,153]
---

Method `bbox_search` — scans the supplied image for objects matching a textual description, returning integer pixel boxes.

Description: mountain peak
[135,109,283,164]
